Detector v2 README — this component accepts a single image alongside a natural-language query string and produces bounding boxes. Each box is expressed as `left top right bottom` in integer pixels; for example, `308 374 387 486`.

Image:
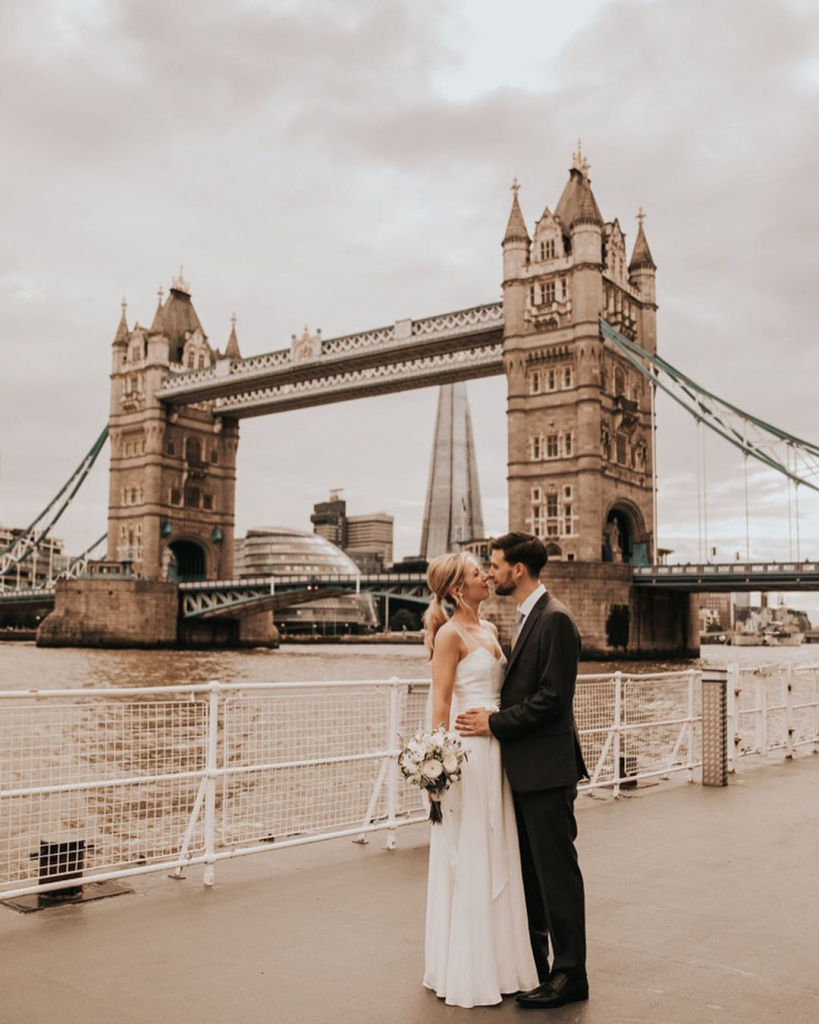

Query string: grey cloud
2 0 818 568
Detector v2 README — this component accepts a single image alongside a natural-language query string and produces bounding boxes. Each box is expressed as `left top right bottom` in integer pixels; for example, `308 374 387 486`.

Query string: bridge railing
177 572 429 591
0 666 803 902
634 561 819 578
727 664 819 766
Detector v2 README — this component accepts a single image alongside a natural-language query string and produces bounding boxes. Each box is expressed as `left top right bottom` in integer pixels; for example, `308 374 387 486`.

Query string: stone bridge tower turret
107 272 240 581
502 147 658 564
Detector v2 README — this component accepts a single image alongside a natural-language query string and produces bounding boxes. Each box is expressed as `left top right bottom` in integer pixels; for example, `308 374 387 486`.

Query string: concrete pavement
1 754 817 1024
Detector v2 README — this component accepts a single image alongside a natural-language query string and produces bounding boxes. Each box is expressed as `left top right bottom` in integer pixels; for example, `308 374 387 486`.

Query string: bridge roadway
2 755 816 1023
633 560 819 591
5 562 819 618
181 561 819 617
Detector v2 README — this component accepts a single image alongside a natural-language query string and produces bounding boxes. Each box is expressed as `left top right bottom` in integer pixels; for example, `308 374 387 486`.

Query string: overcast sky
1 0 818 607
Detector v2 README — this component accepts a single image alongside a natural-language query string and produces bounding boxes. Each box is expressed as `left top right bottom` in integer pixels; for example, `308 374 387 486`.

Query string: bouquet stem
428 797 443 825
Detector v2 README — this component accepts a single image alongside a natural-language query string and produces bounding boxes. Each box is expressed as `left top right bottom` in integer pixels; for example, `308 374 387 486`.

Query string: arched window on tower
185 437 202 464
614 367 626 397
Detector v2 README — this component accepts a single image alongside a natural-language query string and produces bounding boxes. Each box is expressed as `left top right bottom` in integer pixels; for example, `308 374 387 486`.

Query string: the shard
420 383 485 561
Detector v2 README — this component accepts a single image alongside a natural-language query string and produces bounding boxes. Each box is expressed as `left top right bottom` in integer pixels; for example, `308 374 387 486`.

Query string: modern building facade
310 493 394 572
234 527 378 634
310 490 347 547
502 146 657 564
346 513 394 572
420 382 485 561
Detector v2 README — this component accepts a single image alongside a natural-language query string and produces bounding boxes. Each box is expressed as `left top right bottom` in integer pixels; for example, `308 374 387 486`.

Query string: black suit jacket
489 592 588 792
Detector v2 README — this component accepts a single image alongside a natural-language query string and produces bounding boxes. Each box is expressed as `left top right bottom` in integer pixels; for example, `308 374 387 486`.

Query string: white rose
423 758 443 780
442 753 459 774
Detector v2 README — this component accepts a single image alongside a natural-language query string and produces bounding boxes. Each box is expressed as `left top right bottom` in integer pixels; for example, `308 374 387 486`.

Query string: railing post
686 669 696 783
613 672 622 798
701 668 728 786
203 680 221 887
726 663 741 773
785 663 794 759
385 679 400 850
758 673 768 757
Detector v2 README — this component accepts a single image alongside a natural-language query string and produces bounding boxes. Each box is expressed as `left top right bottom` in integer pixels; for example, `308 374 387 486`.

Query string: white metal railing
0 668 730 901
576 670 701 796
727 664 819 768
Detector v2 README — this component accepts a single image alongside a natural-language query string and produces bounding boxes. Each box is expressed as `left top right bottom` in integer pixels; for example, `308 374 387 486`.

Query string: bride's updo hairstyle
423 552 469 658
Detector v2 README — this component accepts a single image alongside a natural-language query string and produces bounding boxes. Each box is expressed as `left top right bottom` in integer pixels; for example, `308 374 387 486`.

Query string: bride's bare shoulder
431 620 465 658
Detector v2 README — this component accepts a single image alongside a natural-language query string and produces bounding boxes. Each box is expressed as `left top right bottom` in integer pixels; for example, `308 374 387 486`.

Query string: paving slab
1 755 817 1024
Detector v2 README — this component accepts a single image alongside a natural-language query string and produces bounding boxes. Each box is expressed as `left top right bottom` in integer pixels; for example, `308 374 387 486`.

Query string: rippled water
0 642 433 692
1 639 817 692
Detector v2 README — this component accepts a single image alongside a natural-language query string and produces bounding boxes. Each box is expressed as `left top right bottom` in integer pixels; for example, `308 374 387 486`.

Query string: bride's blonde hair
423 552 470 658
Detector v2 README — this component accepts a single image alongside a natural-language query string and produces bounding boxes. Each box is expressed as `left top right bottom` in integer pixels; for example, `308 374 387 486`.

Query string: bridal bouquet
397 723 468 824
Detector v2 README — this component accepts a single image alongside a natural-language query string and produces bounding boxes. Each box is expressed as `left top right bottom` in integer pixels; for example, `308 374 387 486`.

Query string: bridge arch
603 500 648 566
167 538 210 581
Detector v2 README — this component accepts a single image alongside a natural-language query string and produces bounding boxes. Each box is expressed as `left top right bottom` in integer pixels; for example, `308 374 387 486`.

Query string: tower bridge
6 145 817 656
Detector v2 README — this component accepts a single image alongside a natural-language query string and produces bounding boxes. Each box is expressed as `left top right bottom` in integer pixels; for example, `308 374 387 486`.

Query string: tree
389 608 421 632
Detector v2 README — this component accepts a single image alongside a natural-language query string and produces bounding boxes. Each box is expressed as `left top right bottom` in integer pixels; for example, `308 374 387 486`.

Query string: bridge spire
225 313 241 360
151 285 166 331
113 298 129 344
629 208 656 271
171 266 190 296
503 179 530 245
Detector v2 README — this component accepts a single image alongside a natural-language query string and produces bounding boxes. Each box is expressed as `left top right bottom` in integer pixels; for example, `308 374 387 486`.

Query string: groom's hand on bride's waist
455 708 493 737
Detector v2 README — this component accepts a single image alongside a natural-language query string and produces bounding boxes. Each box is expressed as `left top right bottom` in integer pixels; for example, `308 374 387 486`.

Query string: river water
1 640 818 691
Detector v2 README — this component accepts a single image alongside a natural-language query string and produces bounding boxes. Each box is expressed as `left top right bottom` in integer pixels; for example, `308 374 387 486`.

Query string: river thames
1 639 818 691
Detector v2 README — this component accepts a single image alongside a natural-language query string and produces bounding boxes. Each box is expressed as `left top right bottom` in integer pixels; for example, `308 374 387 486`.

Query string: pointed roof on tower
629 209 656 270
225 314 241 359
554 142 603 229
151 267 205 362
150 285 166 332
503 179 530 245
113 299 129 344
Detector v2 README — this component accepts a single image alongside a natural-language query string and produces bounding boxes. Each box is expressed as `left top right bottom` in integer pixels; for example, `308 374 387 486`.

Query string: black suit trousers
513 785 586 979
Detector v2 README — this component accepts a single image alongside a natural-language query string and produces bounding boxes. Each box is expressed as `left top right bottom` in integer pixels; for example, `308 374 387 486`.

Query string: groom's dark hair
489 532 547 578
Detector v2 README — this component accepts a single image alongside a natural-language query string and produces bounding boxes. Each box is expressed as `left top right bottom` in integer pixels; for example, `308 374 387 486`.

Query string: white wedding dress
423 623 538 1007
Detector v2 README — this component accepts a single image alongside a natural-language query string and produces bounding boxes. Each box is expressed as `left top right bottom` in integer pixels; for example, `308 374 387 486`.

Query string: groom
455 532 589 1009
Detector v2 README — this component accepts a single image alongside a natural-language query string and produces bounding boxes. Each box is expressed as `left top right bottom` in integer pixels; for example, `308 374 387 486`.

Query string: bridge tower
502 147 657 564
107 273 240 581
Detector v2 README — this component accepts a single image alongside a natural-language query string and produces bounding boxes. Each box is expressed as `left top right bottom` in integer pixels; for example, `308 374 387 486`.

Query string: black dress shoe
515 970 589 1009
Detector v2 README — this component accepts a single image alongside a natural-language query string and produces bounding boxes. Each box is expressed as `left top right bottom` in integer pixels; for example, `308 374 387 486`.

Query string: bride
422 551 538 1008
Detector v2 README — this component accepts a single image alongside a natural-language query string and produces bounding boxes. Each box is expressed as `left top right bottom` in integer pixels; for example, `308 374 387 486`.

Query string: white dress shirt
516 583 547 631
515 581 548 643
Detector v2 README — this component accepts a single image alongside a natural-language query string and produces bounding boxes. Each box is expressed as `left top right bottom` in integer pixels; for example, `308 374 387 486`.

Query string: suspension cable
0 425 109 579
743 452 750 562
696 419 703 562
701 420 709 561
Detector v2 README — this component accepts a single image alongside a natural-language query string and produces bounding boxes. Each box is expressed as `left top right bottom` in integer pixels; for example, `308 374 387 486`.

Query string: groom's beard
492 579 515 596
